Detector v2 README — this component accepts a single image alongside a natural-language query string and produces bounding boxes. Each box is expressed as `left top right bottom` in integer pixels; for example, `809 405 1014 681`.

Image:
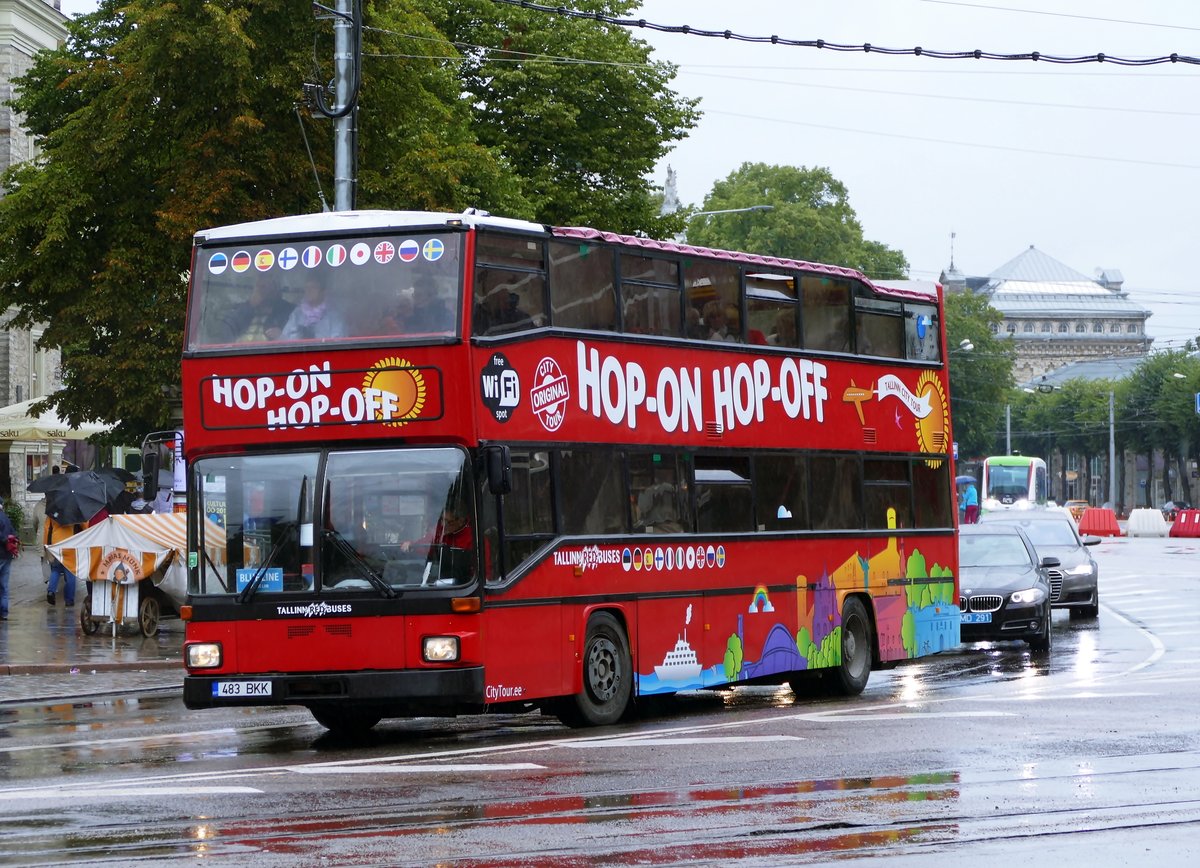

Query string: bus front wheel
556 612 631 728
309 705 383 736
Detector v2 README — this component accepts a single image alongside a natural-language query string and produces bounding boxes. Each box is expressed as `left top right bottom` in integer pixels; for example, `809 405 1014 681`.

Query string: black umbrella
96 466 137 484
28 470 122 525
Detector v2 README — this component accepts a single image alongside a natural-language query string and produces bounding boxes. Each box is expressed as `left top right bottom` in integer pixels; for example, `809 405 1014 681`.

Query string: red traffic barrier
1078 506 1122 537
1169 509 1200 538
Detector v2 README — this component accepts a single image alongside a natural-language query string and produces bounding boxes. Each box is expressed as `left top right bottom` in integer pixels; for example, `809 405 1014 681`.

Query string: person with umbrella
30 467 124 607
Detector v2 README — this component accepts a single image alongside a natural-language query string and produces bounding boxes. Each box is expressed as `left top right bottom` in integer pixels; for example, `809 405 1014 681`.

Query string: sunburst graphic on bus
913 371 949 467
362 357 426 427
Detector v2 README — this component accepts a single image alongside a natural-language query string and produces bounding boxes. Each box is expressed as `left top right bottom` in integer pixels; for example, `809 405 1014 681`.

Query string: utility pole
1109 390 1116 509
332 0 356 211
306 2 361 212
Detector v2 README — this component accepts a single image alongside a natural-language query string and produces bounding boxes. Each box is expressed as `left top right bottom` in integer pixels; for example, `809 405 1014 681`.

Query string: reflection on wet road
1 538 1198 864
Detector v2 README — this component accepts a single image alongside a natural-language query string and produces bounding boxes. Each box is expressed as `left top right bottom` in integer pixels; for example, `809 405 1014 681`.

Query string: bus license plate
212 680 273 698
961 612 992 624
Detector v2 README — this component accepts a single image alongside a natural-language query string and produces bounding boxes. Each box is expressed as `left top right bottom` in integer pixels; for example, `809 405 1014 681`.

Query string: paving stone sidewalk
1 542 184 704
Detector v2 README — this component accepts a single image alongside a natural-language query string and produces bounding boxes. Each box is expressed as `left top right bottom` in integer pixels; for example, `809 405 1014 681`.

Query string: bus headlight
1010 588 1046 605
423 636 460 663
186 643 222 669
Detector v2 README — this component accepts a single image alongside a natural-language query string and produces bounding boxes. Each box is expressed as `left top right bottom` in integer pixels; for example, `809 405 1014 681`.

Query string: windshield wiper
236 520 296 603
238 475 307 604
322 529 397 598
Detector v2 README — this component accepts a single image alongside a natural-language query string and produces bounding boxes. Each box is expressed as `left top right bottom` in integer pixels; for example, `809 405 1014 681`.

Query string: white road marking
565 735 803 747
289 763 545 774
0 786 262 800
0 725 281 755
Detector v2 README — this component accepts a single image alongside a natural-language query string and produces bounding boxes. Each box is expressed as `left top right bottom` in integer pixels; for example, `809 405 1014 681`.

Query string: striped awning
47 513 226 584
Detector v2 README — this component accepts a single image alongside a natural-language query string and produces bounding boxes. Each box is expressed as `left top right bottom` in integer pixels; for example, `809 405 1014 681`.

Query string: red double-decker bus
179 210 960 733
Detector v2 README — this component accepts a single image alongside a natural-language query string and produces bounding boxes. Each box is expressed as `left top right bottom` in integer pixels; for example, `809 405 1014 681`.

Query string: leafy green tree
435 0 698 236
944 291 1015 459
682 163 908 276
0 0 696 438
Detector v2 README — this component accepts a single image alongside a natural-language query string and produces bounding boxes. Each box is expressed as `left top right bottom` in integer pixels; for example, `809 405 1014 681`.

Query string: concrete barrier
1125 507 1169 538
1078 506 1122 537
1169 509 1200 538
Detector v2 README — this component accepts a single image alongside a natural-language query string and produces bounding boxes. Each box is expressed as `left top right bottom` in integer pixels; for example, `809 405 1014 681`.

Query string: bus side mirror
485 446 511 495
142 449 160 502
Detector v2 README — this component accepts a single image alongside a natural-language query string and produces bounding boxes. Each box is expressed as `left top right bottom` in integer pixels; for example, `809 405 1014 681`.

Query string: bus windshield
188 232 463 349
193 447 477 596
985 465 1029 500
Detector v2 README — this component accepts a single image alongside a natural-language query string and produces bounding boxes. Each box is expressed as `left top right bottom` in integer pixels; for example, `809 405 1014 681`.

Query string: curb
1 659 183 676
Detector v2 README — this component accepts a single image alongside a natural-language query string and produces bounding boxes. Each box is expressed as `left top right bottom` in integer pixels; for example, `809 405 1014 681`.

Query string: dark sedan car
978 509 1100 618
958 524 1058 652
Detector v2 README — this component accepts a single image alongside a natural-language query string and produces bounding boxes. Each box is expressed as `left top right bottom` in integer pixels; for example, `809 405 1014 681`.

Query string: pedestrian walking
963 480 980 525
44 514 82 607
0 497 17 621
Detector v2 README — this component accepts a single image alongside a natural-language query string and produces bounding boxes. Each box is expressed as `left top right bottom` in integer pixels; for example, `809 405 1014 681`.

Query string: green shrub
3 498 23 532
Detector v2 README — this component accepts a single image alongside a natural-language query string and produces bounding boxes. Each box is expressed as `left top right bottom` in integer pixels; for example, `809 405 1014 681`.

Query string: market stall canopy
0 397 112 441
45 513 226 608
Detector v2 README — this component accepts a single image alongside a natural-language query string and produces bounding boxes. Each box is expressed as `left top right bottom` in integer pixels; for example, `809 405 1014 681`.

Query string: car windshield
191 446 477 596
1005 520 1077 547
959 534 1032 568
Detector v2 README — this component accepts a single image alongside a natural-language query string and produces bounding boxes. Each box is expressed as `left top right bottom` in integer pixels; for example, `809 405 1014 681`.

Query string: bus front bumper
184 666 485 714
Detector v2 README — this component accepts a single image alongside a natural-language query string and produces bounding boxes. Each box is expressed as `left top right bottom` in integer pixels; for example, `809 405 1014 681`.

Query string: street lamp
679 205 774 243
690 205 774 218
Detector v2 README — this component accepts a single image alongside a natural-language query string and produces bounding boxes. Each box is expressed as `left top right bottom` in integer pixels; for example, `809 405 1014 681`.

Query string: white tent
46 513 226 608
0 397 111 441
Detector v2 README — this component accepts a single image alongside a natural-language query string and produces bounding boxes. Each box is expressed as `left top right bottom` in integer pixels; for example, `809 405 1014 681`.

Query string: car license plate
961 612 992 624
212 680 273 698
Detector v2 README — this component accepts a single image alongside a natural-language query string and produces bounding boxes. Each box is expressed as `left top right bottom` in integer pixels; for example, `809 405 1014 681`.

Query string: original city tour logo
530 356 569 432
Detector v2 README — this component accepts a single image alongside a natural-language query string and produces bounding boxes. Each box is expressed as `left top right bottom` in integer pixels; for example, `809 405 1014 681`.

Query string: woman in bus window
281 275 347 340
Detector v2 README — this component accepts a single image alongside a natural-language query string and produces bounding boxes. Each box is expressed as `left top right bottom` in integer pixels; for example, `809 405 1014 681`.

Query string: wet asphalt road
1 535 1198 865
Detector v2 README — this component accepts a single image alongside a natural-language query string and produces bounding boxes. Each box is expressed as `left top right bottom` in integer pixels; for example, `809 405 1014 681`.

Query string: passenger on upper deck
701 300 735 342
281 275 347 340
476 287 533 335
230 276 292 343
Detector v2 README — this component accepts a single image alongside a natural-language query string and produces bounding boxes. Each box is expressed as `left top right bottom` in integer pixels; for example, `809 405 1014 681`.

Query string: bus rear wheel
556 612 631 728
309 705 383 736
831 597 873 696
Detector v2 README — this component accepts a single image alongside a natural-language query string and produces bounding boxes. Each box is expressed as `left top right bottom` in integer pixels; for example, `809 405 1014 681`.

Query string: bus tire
557 612 631 728
831 597 873 696
309 705 383 735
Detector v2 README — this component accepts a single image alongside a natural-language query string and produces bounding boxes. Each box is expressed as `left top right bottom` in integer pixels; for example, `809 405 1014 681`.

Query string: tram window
559 449 627 534
913 460 953 528
754 454 809 530
801 275 851 352
695 456 753 533
548 241 617 331
810 455 862 530
629 453 689 534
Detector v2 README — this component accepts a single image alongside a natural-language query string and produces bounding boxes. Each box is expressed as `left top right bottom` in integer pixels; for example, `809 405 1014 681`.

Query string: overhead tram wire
486 0 1200 67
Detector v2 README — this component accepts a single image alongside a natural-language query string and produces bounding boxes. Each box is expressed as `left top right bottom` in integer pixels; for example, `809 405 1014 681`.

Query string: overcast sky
58 1 1200 349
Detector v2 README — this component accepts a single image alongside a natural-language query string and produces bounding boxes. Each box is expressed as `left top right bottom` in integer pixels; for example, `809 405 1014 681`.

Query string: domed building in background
941 244 1153 383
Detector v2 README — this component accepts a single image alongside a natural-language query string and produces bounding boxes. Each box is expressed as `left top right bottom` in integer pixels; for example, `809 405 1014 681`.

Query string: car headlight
186 642 222 669
422 636 460 663
1010 587 1047 605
